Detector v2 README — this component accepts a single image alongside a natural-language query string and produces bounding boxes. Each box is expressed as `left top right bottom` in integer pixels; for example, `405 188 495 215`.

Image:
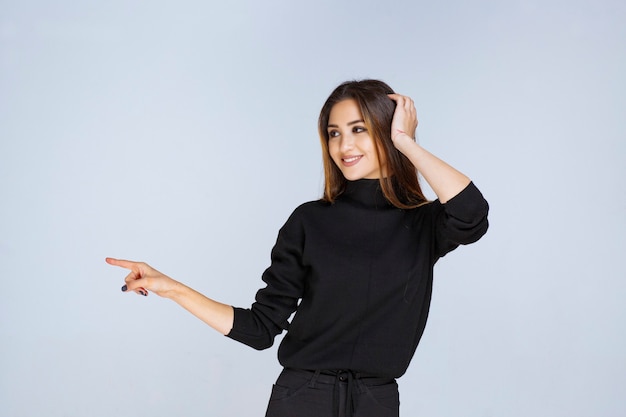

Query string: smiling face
327 99 385 181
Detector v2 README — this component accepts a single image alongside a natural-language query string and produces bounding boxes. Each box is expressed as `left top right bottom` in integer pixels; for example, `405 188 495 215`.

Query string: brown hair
318 79 428 209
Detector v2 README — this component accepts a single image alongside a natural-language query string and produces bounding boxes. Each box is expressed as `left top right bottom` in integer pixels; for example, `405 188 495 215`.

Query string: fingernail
121 285 127 292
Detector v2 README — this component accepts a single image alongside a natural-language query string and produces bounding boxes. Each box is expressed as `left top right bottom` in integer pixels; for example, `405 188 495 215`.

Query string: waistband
282 368 395 417
284 367 394 386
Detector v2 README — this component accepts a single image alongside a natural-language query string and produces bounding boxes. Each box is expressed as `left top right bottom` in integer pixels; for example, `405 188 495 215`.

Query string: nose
339 133 354 152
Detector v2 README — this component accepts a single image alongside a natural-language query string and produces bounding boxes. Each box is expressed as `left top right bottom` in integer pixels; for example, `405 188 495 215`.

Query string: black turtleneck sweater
227 180 489 378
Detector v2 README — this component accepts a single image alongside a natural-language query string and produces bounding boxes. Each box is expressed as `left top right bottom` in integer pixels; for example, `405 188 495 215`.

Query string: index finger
105 257 139 270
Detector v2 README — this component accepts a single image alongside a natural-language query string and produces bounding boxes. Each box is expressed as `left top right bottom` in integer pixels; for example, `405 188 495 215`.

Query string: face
327 99 384 181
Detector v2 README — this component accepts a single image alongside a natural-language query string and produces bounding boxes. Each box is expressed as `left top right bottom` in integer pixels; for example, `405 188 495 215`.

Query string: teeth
344 156 361 163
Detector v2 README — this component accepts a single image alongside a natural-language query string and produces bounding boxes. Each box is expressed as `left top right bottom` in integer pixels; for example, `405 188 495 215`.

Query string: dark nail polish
121 285 127 292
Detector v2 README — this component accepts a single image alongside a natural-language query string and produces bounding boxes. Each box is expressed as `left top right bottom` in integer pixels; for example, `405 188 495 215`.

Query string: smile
342 155 363 166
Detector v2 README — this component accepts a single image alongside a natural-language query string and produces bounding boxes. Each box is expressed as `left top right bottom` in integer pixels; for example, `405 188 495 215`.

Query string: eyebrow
327 119 365 129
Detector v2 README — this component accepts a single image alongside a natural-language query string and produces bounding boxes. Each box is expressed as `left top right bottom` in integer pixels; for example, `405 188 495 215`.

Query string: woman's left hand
388 94 418 148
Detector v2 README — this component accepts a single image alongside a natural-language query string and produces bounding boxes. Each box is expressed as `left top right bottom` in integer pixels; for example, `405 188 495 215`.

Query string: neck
341 179 390 208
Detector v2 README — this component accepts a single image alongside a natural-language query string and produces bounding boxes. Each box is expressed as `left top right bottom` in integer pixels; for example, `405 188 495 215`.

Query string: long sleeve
223 180 488 377
432 181 489 258
226 210 308 350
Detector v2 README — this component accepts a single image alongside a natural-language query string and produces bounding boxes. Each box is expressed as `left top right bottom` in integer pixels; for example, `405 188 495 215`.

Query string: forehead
328 99 363 125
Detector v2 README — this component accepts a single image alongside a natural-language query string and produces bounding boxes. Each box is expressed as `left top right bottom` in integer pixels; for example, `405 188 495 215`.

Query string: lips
342 155 363 167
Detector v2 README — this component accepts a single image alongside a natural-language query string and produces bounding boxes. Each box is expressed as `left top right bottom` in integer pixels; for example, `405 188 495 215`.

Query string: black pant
265 368 400 417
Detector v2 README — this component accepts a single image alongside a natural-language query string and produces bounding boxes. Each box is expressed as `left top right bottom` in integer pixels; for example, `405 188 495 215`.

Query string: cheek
364 137 381 162
369 143 387 172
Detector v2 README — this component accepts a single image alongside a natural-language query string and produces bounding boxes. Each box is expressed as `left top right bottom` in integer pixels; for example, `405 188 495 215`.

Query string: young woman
107 79 489 417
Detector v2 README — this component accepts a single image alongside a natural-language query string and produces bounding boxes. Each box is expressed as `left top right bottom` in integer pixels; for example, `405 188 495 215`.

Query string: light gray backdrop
1 0 624 416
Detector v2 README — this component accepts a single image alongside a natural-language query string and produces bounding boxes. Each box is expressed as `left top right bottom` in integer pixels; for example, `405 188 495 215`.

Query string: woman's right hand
106 257 180 298
106 257 234 335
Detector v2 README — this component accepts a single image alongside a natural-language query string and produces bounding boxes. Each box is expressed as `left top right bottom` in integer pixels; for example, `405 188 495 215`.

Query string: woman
107 79 489 417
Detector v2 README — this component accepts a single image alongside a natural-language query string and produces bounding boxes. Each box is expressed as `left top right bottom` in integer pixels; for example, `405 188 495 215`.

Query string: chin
343 173 376 181
341 172 362 181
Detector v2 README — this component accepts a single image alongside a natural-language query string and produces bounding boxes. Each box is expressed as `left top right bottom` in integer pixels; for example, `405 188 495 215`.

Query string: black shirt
227 179 489 378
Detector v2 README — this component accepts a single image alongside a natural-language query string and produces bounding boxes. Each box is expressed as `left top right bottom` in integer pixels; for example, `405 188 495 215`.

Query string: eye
328 130 340 138
353 126 367 133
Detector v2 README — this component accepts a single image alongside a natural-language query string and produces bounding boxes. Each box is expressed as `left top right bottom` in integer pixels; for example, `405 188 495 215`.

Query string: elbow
228 307 285 350
227 326 278 351
446 214 489 246
460 216 489 245
249 334 276 351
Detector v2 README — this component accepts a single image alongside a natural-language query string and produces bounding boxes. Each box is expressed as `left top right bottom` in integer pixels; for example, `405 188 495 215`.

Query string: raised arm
388 94 471 203
105 257 234 335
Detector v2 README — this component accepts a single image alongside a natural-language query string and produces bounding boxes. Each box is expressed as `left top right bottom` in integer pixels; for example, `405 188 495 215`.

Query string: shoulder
292 198 331 215
280 199 330 229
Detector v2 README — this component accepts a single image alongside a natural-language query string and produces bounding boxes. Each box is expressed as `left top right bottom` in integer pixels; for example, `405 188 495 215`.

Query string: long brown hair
318 79 428 209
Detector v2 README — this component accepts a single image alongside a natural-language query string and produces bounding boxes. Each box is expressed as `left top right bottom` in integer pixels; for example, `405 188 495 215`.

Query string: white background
1 1 624 416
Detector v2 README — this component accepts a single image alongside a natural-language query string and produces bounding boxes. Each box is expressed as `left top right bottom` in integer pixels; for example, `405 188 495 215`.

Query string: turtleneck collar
340 179 391 209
